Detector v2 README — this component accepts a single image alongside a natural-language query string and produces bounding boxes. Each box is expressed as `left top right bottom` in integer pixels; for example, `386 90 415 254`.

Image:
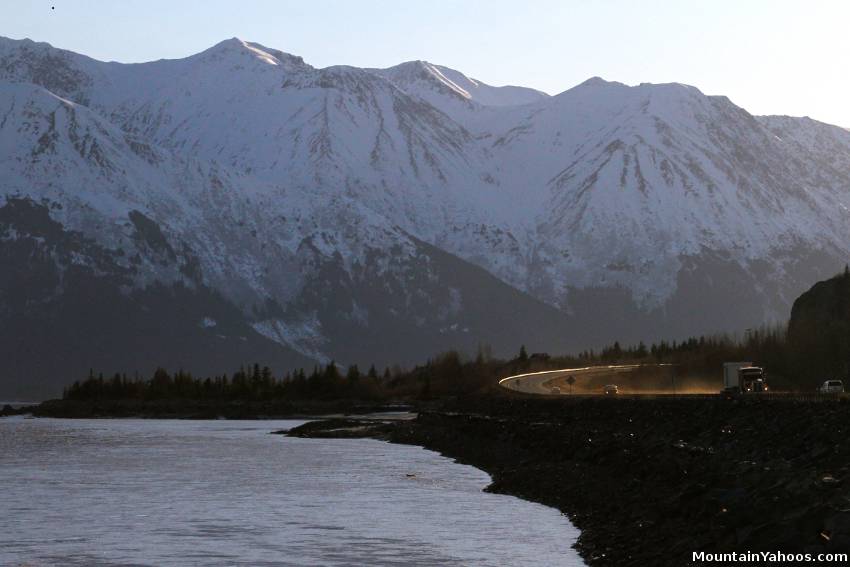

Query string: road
500 366 850 399
498 364 673 395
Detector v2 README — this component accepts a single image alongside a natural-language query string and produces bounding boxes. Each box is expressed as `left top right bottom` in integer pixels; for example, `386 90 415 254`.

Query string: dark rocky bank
289 395 850 566
0 403 31 416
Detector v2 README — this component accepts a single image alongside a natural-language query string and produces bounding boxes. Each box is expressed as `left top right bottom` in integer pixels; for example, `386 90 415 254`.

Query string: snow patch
252 317 330 364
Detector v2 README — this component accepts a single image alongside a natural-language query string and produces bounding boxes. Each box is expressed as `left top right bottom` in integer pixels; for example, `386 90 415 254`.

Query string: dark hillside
788 268 850 385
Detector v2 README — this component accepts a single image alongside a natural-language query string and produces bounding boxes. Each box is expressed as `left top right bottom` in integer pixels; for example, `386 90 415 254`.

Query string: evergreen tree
346 365 361 384
518 345 528 364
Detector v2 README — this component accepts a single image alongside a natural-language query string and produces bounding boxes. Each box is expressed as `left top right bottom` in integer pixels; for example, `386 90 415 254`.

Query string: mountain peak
559 77 706 107
576 76 619 88
377 59 471 100
197 38 308 70
0 36 57 53
375 60 547 108
212 36 247 48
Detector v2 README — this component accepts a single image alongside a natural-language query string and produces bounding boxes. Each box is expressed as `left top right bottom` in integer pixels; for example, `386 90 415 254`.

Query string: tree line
63 350 499 402
62 328 832 402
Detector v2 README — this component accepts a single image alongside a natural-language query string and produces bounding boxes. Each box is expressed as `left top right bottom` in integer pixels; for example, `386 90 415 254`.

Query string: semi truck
723 362 767 396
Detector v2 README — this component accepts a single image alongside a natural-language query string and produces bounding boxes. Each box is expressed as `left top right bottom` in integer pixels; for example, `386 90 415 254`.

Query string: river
0 417 584 566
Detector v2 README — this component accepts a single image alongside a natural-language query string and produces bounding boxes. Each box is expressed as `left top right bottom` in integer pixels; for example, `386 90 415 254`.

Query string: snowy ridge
374 60 548 108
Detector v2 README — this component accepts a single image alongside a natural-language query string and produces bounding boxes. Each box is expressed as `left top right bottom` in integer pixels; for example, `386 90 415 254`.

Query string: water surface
0 418 583 566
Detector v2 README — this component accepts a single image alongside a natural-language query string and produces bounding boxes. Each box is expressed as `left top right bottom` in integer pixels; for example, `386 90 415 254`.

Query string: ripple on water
0 418 584 566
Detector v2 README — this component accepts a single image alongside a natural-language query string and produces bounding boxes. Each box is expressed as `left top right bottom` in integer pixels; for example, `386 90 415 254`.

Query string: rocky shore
289 395 850 566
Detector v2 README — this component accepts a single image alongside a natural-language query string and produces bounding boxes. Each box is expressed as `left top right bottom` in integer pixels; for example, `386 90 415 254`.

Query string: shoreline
289 395 850 566
7 398 415 420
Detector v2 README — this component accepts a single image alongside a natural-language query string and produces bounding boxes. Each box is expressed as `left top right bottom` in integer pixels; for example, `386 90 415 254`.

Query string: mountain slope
0 74 578 397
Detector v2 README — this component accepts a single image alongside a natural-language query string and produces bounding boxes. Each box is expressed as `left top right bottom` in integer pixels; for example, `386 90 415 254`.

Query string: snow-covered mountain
493 79 850 307
2 36 849 396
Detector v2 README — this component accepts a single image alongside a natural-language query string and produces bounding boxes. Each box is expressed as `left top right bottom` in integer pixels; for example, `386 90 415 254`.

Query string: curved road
499 364 675 395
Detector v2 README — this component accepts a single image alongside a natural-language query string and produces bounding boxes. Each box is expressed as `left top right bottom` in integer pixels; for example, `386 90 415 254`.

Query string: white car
819 380 844 394
604 384 619 395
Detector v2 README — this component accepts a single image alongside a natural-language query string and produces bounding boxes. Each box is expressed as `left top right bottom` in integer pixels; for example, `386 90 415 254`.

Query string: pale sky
4 0 850 126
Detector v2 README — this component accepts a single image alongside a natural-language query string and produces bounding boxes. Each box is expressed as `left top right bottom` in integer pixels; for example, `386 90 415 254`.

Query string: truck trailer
722 362 767 395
